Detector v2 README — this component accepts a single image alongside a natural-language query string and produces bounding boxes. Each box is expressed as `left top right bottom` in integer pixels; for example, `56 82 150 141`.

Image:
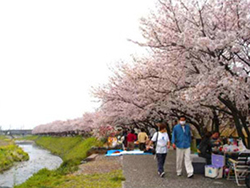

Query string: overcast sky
0 0 156 130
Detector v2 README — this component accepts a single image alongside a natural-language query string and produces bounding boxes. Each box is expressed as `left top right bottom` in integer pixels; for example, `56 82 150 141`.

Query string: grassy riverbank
15 136 124 188
0 136 29 173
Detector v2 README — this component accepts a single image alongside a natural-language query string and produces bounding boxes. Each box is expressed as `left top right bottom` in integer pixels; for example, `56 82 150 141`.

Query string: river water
0 142 63 188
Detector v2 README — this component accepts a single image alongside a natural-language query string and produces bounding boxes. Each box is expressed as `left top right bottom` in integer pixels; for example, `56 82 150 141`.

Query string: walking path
122 149 240 188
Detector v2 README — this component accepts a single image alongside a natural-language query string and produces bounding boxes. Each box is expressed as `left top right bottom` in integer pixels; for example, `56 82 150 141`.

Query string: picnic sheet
105 149 152 156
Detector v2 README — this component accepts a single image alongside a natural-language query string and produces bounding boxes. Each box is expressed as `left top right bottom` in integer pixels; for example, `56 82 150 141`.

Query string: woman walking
148 122 170 178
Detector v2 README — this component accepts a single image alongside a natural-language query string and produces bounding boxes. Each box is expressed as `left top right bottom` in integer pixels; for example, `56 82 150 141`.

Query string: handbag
152 132 159 155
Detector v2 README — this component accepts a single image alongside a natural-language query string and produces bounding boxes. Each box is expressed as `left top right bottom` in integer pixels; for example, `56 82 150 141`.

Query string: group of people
197 131 246 164
123 128 152 151
120 116 194 179
107 128 153 150
148 116 194 178
108 116 248 179
150 117 246 179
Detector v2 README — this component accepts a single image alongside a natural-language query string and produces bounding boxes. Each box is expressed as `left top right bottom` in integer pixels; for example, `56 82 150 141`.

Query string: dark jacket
198 137 212 157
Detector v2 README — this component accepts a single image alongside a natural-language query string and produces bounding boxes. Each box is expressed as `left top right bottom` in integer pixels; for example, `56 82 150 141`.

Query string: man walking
172 116 194 178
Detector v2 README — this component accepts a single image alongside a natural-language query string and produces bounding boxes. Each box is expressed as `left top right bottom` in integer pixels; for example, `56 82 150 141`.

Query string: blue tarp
106 149 123 155
105 149 152 156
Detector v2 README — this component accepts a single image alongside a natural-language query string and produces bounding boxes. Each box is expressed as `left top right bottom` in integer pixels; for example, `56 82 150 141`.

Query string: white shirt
151 132 170 154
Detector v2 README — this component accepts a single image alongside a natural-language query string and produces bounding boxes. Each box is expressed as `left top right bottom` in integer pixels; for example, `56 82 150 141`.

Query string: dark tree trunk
165 122 172 140
238 112 250 148
218 96 249 148
189 119 201 135
198 118 206 137
212 110 220 133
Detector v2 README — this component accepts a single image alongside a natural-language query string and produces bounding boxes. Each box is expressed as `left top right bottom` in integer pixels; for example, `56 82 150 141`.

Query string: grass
0 136 29 172
63 137 100 161
18 135 39 141
35 136 83 159
16 169 124 188
21 136 101 160
15 136 124 188
56 169 125 188
0 135 12 146
15 168 65 188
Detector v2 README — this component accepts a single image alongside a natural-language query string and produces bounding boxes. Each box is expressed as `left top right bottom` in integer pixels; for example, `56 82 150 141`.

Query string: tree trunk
238 112 250 148
212 110 220 133
199 118 207 137
218 96 248 148
165 122 172 140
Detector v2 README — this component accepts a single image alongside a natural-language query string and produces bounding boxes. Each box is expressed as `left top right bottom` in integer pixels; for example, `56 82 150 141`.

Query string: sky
0 0 156 130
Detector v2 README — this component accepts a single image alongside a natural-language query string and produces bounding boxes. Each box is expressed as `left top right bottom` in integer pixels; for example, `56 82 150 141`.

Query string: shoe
160 172 165 178
177 173 182 176
158 171 160 175
187 174 194 178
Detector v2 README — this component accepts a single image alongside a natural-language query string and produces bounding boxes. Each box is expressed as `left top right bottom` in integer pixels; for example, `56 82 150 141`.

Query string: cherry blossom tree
93 0 250 147
33 0 250 148
32 115 95 136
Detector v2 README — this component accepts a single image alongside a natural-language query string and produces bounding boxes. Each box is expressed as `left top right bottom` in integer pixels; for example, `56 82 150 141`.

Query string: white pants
176 147 194 175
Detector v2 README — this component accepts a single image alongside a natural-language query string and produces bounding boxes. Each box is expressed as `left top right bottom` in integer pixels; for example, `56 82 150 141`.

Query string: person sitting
211 132 220 143
138 128 148 151
210 132 222 149
232 138 238 146
198 132 213 164
107 132 118 148
121 129 128 150
126 130 137 151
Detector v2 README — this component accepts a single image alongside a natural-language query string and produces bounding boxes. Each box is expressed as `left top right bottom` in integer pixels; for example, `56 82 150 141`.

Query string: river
0 142 63 188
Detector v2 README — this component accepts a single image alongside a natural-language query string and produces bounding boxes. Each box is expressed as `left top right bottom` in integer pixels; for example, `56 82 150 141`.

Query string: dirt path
74 155 122 175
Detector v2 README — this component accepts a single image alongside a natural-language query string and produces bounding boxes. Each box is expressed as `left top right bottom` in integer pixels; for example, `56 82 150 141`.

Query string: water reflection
0 143 63 188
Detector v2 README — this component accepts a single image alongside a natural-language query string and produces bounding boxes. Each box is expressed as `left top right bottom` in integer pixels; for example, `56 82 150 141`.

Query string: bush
0 144 29 172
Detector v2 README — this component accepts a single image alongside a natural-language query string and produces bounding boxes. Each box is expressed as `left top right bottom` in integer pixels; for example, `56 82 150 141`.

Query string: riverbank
0 142 62 187
15 136 124 188
0 136 29 173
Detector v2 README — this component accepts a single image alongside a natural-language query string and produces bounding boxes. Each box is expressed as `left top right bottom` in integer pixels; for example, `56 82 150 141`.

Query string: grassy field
16 168 124 188
15 136 124 188
0 136 29 172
